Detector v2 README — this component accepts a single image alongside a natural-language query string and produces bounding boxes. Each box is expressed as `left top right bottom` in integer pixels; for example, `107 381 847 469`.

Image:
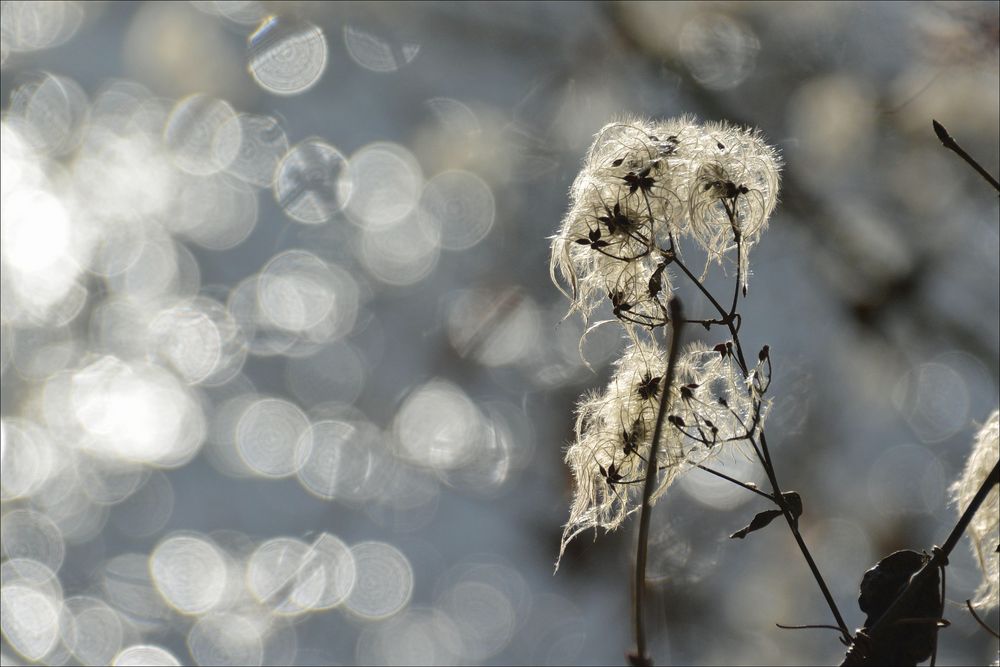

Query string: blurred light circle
1 558 61 596
215 113 289 188
149 304 223 385
286 341 366 407
151 297 247 387
394 380 481 470
868 443 946 516
343 25 420 73
1 419 56 500
678 14 760 90
8 72 88 155
360 213 441 286
150 534 227 615
76 459 146 505
679 454 759 510
296 420 378 502
0 0 84 53
102 553 172 631
0 584 61 661
87 297 150 361
261 616 299 666
248 17 327 96
419 170 495 251
187 613 263 667
47 490 110 546
109 235 194 301
71 357 205 468
305 533 356 610
227 276 303 357
114 645 181 666
85 216 147 279
246 536 352 615
10 321 79 381
274 139 352 223
164 94 239 175
205 393 260 478
235 397 310 478
258 250 338 333
246 538 318 614
892 361 970 443
192 1 265 26
425 97 481 138
344 142 423 229
446 288 540 367
174 174 259 251
59 596 123 666
435 560 532 622
432 414 513 495
1 509 66 574
364 464 440 533
439 580 515 660
2 188 71 273
228 276 294 358
1 321 13 375
345 541 413 620
110 470 175 539
356 608 462 666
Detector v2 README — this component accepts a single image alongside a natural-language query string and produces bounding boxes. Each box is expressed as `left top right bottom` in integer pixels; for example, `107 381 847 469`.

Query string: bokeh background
1 2 998 665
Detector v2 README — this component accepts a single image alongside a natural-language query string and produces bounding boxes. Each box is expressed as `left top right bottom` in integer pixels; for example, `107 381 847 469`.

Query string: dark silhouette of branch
933 120 1000 192
629 298 684 667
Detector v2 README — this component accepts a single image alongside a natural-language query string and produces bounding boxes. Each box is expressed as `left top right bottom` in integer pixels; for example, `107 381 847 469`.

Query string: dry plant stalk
551 116 1000 665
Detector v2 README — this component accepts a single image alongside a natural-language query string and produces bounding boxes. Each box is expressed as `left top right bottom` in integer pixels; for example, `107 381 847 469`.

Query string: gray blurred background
1 2 997 665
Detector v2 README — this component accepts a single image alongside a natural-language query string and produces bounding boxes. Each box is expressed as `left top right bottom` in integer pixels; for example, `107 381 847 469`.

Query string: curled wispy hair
555 117 783 569
558 339 678 566
687 122 782 288
556 338 770 567
670 341 771 454
951 410 999 610
550 116 702 322
550 117 780 326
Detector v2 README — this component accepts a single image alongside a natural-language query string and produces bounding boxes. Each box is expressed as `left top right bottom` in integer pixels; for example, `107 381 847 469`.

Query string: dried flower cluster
552 117 781 564
550 116 780 325
951 409 999 610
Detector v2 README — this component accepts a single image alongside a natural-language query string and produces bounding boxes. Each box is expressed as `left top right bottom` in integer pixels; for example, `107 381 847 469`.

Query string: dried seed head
951 410 999 610
550 117 780 324
558 340 679 567
688 122 781 290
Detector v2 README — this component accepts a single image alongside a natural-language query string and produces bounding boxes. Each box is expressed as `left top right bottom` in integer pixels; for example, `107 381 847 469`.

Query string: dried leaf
730 509 783 539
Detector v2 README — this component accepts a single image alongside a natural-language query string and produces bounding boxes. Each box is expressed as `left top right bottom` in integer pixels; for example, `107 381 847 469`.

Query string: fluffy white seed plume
553 117 781 569
549 116 701 322
550 117 781 324
687 122 781 288
951 409 999 610
556 339 767 568
558 339 678 566
671 341 771 453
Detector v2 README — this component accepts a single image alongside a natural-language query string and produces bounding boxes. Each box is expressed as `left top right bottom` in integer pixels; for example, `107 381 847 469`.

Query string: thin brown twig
630 298 684 667
776 622 847 632
933 119 1000 192
694 464 775 502
966 599 1000 640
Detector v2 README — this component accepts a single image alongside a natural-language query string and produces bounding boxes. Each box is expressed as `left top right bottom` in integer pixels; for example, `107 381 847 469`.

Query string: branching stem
671 220 853 644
